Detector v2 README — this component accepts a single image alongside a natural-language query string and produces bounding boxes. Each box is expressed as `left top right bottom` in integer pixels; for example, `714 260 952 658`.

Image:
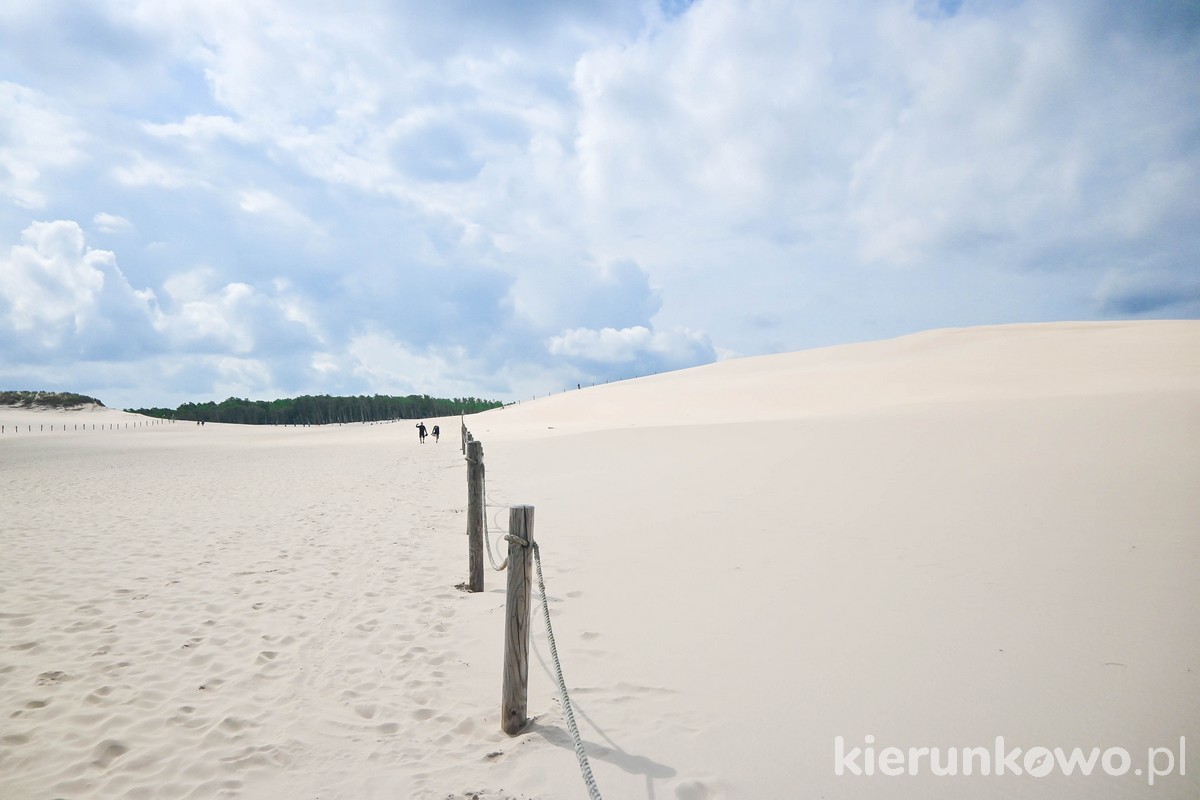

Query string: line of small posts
462 422 535 736
1 419 172 434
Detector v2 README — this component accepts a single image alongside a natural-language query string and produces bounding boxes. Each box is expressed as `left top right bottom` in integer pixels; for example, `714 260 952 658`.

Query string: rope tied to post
530 540 603 800
464 444 510 572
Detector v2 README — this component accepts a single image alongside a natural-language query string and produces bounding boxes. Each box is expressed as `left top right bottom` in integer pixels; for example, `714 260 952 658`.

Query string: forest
127 394 503 425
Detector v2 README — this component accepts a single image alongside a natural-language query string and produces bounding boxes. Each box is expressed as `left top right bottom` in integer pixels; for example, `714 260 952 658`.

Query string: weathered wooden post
501 505 534 735
466 439 485 592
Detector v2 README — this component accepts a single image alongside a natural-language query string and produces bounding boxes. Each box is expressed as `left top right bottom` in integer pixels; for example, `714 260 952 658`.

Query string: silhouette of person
432 424 440 443
416 422 427 443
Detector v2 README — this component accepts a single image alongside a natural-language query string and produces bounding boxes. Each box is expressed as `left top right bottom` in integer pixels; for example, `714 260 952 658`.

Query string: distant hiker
432 425 440 443
416 422 427 443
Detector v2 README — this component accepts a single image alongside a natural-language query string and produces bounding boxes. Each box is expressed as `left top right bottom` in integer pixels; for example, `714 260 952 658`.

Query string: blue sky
1 0 1197 409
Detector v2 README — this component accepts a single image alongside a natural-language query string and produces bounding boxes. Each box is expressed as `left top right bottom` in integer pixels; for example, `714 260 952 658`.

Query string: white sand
1 320 1197 799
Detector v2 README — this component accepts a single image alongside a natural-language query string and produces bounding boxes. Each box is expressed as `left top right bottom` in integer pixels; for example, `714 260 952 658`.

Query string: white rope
464 437 600 797
531 541 603 800
481 468 509 572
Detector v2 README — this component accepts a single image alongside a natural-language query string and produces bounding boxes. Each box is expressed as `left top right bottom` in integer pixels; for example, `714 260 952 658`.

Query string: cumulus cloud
158 267 322 356
1 221 109 336
0 221 325 384
0 221 158 355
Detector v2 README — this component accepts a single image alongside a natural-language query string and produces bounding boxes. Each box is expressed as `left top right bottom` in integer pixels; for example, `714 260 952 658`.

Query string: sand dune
1 321 1197 799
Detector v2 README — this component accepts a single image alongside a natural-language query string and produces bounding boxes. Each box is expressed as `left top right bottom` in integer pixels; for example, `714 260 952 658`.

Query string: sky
1 0 1198 409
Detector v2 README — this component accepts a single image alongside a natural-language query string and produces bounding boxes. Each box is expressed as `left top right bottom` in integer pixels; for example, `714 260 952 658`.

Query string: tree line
127 394 503 425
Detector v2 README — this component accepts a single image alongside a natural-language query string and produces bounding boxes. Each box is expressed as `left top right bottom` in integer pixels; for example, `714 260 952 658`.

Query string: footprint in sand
219 716 254 733
91 739 129 768
84 686 114 704
36 671 70 684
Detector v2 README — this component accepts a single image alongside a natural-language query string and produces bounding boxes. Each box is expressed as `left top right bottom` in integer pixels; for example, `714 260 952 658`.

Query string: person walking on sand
416 422 427 443
432 424 440 443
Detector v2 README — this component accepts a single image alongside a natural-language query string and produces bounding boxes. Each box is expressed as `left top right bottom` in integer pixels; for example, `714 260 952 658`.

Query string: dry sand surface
1 320 1197 799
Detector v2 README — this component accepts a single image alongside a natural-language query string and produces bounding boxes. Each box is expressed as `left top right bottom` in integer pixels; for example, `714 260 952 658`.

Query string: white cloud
1 221 109 338
93 213 134 234
207 355 276 398
158 268 321 356
161 272 258 352
0 220 160 356
569 0 1200 285
111 154 204 189
508 257 661 332
237 189 313 229
0 218 323 372
548 324 714 369
0 82 86 209
143 113 255 143
346 330 481 397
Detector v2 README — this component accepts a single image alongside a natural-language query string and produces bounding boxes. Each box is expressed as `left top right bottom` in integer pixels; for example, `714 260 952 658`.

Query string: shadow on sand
528 638 677 799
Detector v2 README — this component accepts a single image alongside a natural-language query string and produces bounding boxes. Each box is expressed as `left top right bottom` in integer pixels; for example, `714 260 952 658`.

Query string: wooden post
466 439 485 593
501 505 534 735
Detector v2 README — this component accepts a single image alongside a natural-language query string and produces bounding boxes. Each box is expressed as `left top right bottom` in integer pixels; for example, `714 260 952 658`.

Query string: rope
464 436 600 797
466 452 510 571
531 540 603 800
482 470 509 572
